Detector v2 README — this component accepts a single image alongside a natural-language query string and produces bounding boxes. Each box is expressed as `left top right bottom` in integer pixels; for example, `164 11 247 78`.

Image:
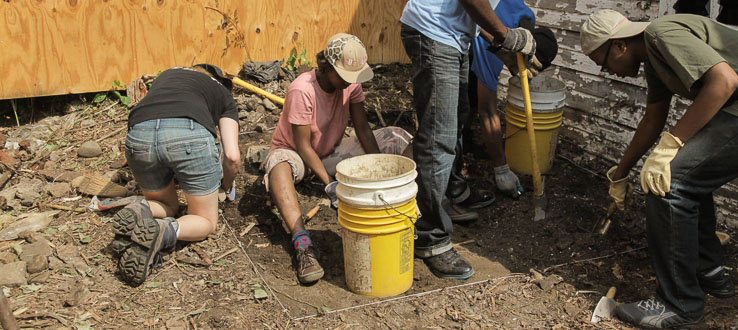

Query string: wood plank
0 0 409 99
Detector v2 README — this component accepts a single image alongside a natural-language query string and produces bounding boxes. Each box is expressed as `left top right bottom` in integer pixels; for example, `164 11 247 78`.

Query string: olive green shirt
644 14 738 116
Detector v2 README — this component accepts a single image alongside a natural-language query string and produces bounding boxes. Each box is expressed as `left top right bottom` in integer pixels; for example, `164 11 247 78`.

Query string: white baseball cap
324 33 374 84
580 10 650 55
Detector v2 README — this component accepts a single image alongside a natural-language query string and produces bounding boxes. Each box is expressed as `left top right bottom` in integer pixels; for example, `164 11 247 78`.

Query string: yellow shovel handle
232 77 285 105
516 53 543 196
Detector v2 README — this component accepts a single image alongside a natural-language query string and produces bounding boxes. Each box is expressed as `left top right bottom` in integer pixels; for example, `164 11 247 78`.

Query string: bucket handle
378 195 418 239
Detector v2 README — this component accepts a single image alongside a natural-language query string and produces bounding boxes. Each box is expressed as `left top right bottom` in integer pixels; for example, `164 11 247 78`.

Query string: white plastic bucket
507 75 567 112
335 154 417 208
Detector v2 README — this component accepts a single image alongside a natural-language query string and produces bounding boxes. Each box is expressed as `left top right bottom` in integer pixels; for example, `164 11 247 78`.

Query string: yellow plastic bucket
335 154 418 297
504 75 566 175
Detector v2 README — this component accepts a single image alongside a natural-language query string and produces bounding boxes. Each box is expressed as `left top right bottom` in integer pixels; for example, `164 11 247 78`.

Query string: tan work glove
493 50 542 79
641 132 684 197
607 165 632 210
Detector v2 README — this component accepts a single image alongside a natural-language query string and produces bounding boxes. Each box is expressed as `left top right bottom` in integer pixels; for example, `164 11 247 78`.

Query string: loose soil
0 64 736 329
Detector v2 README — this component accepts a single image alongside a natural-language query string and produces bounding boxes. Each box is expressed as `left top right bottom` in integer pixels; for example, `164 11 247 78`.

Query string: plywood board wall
0 0 409 99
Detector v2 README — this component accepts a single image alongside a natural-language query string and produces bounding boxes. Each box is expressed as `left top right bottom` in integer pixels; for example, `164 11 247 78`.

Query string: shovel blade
590 297 616 323
532 194 547 221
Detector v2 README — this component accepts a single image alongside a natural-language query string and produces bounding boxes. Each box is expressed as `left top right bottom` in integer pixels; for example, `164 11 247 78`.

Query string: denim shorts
125 119 222 196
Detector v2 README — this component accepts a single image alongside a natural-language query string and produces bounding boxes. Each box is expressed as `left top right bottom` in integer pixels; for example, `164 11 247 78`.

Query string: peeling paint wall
501 0 738 228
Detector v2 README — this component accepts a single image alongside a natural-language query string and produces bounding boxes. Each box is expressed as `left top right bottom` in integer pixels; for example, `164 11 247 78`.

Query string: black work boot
617 296 704 328
673 0 709 16
442 199 479 223
699 266 735 298
447 182 495 209
423 248 474 279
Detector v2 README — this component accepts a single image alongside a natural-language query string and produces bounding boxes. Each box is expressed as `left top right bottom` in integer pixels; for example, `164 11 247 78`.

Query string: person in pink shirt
262 33 413 284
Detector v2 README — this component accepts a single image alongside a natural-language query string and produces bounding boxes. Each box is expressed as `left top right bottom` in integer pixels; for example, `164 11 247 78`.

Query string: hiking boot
296 246 324 284
110 199 152 256
616 297 704 329
109 235 133 255
699 266 735 298
423 248 474 279
443 199 479 223
111 198 153 237
119 217 178 285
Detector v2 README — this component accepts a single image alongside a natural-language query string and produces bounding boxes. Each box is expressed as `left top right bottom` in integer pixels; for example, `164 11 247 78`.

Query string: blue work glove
494 164 523 198
218 180 236 202
324 181 339 209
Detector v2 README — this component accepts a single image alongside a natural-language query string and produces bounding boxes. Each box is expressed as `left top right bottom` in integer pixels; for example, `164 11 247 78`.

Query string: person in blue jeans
400 0 541 279
468 0 557 199
581 10 737 328
111 64 241 286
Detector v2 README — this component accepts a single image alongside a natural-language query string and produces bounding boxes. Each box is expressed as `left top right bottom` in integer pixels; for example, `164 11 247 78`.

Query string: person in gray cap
580 9 738 328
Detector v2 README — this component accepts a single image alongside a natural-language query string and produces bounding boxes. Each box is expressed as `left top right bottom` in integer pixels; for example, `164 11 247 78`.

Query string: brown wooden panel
0 0 409 99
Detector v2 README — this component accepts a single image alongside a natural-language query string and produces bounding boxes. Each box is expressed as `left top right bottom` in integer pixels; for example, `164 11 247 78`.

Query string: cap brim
335 64 374 84
612 21 650 39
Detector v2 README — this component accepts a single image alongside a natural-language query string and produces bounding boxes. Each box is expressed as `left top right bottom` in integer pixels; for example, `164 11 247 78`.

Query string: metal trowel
594 202 618 235
591 286 617 323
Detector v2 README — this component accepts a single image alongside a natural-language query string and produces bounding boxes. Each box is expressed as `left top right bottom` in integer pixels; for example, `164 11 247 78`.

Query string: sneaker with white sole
616 297 704 329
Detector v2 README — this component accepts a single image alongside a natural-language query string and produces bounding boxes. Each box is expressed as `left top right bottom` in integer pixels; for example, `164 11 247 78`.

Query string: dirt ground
0 63 736 329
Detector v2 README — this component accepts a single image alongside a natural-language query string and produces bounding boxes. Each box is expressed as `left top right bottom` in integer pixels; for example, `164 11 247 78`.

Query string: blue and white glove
494 164 523 198
324 181 339 209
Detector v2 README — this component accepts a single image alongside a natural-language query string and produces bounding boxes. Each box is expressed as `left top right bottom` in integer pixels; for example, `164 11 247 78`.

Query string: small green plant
91 80 131 107
286 42 311 71
111 80 131 106
10 99 20 127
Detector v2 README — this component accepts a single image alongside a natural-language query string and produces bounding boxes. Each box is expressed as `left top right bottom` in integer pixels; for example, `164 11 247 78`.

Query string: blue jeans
125 119 223 196
401 24 470 257
646 111 738 317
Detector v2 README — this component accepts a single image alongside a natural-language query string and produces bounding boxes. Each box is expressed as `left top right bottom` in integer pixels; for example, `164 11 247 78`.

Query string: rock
70 175 85 189
263 98 277 112
48 256 64 270
246 145 270 164
15 186 40 202
254 104 266 114
109 156 126 169
537 274 563 291
0 261 27 286
44 160 56 170
47 182 71 197
40 169 82 182
255 123 268 133
64 283 91 307
56 245 88 275
0 211 58 241
0 214 13 229
238 110 249 119
104 170 120 182
244 96 261 111
49 150 65 162
28 270 50 284
20 238 53 261
78 140 102 158
0 150 20 166
564 301 581 317
26 255 48 273
80 118 96 128
0 251 16 264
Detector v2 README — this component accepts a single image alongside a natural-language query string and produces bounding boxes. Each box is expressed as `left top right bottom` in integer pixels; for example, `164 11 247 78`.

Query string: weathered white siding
499 0 738 227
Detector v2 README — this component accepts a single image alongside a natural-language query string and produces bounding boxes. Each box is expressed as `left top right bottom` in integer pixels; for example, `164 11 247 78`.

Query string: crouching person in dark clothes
580 10 738 328
112 64 241 285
